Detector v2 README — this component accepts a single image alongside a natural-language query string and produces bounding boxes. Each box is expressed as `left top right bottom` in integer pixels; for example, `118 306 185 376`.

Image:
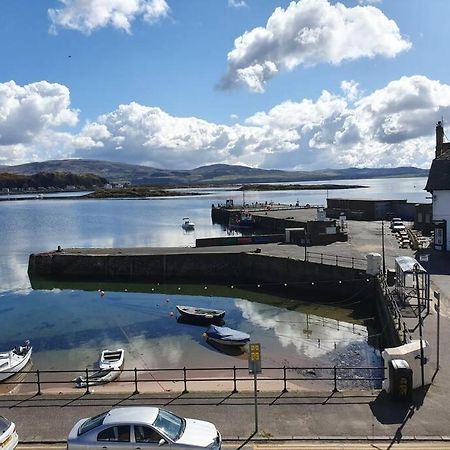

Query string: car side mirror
158 438 167 446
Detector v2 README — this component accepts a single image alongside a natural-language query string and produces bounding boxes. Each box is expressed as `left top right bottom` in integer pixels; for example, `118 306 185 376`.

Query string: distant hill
0 159 429 186
0 172 107 189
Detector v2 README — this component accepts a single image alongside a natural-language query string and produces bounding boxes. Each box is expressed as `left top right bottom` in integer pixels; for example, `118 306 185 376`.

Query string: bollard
85 368 90 395
134 368 139 395
282 365 288 393
182 367 189 394
335 255 338 266
351 257 354 269
232 366 238 393
318 339 321 348
320 253 323 264
36 369 41 396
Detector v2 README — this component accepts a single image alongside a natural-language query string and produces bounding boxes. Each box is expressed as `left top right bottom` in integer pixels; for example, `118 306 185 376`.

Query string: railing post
333 366 338 393
232 366 238 393
351 257 354 269
282 365 288 393
36 369 41 395
134 368 139 395
182 366 189 394
85 368 90 395
320 253 323 264
335 255 338 266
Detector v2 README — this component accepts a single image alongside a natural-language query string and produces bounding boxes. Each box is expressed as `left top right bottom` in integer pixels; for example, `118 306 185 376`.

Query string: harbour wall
28 249 400 347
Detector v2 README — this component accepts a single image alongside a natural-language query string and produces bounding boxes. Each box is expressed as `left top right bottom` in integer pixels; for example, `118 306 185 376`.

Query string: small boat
181 217 195 230
74 368 121 388
0 340 32 382
177 305 225 322
204 325 250 347
99 349 125 370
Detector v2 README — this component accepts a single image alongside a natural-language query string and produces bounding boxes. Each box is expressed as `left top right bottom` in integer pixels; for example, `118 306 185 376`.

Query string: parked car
67 406 221 449
0 416 18 450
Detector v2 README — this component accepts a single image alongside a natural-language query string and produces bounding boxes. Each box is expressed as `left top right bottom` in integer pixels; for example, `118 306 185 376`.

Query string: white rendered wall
433 190 450 250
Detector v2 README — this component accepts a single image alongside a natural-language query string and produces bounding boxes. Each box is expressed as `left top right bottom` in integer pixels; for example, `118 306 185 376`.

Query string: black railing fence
0 365 385 396
305 251 367 270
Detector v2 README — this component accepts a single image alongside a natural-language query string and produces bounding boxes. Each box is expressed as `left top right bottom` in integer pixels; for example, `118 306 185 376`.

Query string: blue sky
1 0 450 170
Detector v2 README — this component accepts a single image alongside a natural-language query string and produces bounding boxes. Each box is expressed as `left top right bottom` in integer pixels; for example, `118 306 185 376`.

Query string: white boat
73 348 125 388
74 368 122 388
181 217 195 230
99 349 125 370
0 341 32 382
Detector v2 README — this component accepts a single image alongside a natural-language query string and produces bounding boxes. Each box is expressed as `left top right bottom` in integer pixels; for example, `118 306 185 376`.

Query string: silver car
67 406 221 449
0 416 18 450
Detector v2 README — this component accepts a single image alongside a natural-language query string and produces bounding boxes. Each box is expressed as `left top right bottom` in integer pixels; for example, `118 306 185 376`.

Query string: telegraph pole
414 263 425 388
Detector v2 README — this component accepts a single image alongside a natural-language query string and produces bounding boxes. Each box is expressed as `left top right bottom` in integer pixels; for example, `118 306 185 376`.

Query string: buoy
166 298 170 303
170 311 174 317
124 288 128 292
100 290 105 297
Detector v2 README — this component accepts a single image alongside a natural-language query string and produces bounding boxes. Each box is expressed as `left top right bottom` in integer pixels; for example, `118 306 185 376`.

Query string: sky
1 0 450 170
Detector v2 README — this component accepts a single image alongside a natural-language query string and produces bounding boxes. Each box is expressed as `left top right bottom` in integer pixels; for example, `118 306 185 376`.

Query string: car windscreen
78 412 108 435
0 416 11 434
152 409 184 441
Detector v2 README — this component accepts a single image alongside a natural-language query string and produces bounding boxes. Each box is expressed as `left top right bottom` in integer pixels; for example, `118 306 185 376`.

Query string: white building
425 121 450 251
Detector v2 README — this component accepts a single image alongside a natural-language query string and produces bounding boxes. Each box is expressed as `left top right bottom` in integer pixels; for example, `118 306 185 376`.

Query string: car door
133 425 172 448
96 425 132 450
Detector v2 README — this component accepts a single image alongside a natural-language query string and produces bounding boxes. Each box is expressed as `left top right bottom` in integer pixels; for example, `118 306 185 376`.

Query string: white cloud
0 81 79 164
228 0 247 8
48 0 170 34
2 76 449 170
219 0 411 92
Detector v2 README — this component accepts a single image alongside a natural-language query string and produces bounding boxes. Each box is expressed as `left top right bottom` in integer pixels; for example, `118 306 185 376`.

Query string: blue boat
204 325 250 347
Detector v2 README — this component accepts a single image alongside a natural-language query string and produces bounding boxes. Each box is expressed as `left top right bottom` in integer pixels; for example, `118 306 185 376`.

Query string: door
133 425 171 448
96 425 132 450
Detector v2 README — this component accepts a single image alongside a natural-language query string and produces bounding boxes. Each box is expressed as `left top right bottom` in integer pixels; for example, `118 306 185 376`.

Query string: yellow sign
249 343 261 362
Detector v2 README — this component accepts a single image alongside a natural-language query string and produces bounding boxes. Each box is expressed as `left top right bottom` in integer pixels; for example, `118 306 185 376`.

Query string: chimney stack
436 121 444 158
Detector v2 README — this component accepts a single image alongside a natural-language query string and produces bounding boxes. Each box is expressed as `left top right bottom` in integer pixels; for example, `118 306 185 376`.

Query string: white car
67 406 221 449
0 416 18 450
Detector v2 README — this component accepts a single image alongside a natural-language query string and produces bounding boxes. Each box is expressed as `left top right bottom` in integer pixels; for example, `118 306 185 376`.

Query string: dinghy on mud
74 349 125 388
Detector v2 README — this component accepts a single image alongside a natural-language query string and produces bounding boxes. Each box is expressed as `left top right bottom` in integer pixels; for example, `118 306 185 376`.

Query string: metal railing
0 365 385 396
305 251 367 270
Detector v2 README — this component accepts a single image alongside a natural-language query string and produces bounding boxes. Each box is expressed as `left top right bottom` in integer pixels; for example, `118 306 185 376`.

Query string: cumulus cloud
228 0 247 8
219 0 411 92
2 76 449 169
0 80 79 164
48 0 170 34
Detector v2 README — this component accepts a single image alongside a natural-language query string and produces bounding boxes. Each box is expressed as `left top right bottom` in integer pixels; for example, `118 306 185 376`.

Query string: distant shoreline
0 182 370 201
239 183 367 191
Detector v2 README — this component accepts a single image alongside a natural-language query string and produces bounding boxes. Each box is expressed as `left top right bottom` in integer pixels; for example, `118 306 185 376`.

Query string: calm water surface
0 177 427 372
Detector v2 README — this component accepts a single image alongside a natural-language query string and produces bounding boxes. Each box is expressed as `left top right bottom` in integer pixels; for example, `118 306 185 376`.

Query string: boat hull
0 347 33 382
176 305 225 322
205 336 249 347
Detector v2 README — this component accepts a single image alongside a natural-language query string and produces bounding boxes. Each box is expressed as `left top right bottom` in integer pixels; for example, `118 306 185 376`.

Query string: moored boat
181 217 195 230
176 305 225 322
99 349 125 370
204 325 250 347
0 340 32 382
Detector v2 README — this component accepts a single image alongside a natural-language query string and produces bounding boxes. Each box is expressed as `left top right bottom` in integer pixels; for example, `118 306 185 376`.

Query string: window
98 426 130 442
134 425 163 443
152 409 184 441
79 412 108 435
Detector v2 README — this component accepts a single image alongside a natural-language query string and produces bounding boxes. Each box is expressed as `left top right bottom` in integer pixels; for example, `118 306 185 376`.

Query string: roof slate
425 154 450 191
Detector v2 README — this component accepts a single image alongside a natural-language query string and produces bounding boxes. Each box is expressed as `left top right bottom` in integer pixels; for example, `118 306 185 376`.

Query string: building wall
433 190 450 250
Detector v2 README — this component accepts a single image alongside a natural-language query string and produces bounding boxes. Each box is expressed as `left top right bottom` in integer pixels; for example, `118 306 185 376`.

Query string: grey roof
395 256 426 273
425 155 450 191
